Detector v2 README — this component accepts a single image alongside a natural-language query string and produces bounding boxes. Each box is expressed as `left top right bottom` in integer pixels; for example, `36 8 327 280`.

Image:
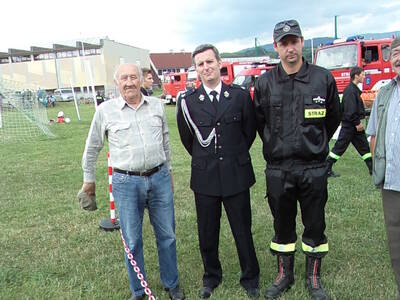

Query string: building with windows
150 52 192 82
0 38 150 98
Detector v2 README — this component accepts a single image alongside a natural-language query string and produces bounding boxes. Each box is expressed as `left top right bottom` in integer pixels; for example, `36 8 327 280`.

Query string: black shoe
129 295 145 300
200 286 215 299
168 285 185 300
246 287 260 298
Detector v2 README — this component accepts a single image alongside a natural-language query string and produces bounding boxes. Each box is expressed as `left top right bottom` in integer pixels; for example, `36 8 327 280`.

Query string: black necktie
210 90 218 112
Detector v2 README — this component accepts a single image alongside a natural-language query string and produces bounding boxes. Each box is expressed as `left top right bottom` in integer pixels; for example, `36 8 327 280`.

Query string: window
362 46 379 63
382 45 390 62
315 44 357 69
220 67 228 76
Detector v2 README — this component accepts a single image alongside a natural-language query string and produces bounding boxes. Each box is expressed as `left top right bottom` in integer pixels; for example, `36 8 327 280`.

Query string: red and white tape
107 151 117 224
108 151 155 299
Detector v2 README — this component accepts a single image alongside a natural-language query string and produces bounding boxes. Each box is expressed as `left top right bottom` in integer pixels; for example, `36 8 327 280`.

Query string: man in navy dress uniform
176 44 260 299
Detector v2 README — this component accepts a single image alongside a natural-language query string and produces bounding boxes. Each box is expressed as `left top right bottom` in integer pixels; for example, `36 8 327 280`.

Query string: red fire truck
314 36 395 108
186 60 272 87
162 72 188 104
163 59 274 104
232 63 278 99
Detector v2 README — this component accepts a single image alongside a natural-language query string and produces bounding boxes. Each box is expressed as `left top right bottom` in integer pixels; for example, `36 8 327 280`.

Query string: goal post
0 78 55 143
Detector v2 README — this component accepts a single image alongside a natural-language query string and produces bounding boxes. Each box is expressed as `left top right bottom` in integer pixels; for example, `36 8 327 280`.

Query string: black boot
305 256 327 300
265 254 294 299
327 159 340 178
365 158 373 175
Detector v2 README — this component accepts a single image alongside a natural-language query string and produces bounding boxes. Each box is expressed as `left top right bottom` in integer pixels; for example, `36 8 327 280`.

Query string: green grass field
0 101 396 300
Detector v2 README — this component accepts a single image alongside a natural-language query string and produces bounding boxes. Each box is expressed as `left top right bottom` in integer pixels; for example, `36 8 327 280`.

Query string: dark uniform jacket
254 59 341 167
177 83 256 197
140 86 149 96
342 82 365 126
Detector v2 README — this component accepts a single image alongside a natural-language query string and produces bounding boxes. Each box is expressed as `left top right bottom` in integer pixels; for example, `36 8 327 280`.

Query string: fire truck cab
314 36 395 109
232 63 278 99
162 72 188 104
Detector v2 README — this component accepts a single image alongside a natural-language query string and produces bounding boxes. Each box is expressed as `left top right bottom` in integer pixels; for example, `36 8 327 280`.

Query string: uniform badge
199 94 205 101
283 25 290 32
312 96 326 104
224 91 230 98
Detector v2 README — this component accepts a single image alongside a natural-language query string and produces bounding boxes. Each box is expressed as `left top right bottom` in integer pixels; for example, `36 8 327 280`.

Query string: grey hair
390 37 400 54
113 63 143 82
192 44 221 65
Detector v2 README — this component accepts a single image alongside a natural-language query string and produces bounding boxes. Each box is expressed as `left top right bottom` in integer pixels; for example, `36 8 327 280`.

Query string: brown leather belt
113 164 163 177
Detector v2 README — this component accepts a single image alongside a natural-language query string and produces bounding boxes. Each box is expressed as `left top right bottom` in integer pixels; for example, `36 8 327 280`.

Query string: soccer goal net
0 79 55 143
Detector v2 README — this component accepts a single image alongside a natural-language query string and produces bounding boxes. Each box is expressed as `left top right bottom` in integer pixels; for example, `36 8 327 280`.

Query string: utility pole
334 15 339 39
255 37 259 56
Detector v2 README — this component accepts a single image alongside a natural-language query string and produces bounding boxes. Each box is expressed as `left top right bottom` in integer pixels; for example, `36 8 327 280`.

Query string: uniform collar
203 81 222 97
277 57 310 83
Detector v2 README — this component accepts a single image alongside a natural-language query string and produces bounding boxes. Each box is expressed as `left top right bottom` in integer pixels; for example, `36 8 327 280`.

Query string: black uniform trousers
266 165 328 257
194 189 259 289
331 123 371 159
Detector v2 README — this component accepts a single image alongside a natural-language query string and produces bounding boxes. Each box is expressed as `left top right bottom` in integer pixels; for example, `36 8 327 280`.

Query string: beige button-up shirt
82 95 171 182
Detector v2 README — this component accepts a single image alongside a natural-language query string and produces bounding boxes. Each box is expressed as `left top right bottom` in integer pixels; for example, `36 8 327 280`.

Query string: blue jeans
112 164 179 296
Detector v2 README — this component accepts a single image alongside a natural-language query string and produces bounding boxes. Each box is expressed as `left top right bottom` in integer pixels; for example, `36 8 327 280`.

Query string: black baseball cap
273 19 302 43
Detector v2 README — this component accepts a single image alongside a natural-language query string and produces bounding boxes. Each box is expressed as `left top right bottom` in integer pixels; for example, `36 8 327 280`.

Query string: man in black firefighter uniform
176 44 260 299
327 67 372 177
254 20 341 300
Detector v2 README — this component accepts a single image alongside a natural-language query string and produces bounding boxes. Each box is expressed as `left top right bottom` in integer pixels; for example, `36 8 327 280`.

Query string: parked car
53 88 74 102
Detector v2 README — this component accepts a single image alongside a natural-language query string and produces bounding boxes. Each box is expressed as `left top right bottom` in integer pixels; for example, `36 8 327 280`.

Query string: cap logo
283 25 290 32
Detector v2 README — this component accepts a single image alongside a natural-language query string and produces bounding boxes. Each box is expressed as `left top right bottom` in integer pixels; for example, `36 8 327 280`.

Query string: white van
53 88 74 102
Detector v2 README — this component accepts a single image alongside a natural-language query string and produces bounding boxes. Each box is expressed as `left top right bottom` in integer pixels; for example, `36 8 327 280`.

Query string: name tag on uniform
304 108 326 118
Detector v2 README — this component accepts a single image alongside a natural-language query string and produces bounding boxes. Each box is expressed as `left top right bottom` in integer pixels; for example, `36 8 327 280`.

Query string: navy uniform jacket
176 83 257 197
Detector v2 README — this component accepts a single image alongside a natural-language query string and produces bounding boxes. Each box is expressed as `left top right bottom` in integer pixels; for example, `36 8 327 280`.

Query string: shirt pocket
224 113 241 124
197 118 213 127
149 115 163 142
108 122 131 147
302 95 326 125
150 115 163 127
266 95 282 134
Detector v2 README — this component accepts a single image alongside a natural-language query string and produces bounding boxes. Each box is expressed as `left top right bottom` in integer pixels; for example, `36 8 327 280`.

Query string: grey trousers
382 188 400 298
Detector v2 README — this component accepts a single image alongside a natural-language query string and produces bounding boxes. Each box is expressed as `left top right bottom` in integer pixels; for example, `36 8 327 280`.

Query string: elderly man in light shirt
80 63 184 300
366 37 400 300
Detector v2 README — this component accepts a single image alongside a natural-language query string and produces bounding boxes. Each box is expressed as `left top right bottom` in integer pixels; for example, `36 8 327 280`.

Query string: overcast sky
1 0 400 54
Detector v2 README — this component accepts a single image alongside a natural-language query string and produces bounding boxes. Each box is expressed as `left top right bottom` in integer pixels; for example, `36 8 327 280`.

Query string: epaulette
230 83 243 90
180 88 197 99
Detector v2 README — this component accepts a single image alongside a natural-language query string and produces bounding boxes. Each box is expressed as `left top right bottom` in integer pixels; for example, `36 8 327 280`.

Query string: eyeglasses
274 20 298 31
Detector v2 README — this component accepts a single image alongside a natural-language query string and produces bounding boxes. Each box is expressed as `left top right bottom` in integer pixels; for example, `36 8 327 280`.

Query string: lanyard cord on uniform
180 98 217 148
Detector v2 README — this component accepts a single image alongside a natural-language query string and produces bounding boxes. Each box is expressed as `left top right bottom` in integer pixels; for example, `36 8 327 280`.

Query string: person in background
95 91 104 106
79 63 184 300
366 37 400 300
141 67 154 96
176 44 260 299
254 19 341 300
327 66 372 177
